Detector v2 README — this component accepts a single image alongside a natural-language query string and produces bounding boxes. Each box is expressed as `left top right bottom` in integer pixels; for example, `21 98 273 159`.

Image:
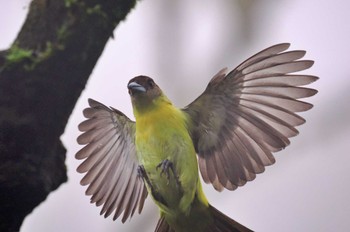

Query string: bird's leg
137 165 168 207
156 159 183 196
137 165 152 186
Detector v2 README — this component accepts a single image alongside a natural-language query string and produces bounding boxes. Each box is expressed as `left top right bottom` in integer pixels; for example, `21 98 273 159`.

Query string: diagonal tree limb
0 0 137 231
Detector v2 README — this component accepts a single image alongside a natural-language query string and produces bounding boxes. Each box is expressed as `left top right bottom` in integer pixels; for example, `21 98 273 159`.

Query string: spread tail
154 204 252 232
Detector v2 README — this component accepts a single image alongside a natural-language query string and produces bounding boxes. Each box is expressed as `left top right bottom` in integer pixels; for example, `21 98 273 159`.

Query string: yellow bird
76 43 318 231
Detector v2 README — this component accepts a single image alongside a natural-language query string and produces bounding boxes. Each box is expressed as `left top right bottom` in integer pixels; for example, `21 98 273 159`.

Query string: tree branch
0 0 137 231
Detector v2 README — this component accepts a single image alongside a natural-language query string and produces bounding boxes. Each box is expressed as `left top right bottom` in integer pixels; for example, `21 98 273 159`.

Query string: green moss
6 44 33 64
86 4 107 18
4 42 56 71
24 42 55 71
38 42 54 60
64 0 78 8
57 23 69 47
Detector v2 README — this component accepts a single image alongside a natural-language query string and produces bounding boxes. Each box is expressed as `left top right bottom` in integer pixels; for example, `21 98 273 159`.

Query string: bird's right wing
76 99 148 223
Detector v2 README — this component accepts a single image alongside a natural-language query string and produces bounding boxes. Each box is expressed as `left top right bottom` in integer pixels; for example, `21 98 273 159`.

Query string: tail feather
154 205 252 232
155 216 175 232
208 204 253 232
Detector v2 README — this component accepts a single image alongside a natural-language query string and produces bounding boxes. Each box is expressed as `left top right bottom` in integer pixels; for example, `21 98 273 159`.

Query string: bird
75 43 318 232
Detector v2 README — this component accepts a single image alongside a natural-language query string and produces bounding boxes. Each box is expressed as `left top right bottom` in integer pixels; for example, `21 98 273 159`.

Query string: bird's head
127 75 161 97
128 76 169 114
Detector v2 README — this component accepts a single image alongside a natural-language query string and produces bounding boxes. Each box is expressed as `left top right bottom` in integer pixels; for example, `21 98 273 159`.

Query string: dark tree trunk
0 0 137 231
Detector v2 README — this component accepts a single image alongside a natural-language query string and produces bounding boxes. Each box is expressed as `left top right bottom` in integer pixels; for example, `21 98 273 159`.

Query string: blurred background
1 0 349 231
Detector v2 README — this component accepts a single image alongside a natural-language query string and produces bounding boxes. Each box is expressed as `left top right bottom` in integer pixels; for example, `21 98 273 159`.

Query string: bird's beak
128 82 146 93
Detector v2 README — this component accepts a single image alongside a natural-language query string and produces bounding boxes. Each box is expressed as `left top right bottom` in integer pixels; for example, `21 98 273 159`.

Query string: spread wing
76 99 148 222
183 43 318 191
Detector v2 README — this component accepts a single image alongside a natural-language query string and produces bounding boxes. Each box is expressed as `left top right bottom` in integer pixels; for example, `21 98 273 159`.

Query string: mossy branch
0 0 137 231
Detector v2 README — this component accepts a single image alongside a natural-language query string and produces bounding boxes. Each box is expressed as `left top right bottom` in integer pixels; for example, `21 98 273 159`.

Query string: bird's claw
156 159 183 196
137 165 146 178
156 159 174 181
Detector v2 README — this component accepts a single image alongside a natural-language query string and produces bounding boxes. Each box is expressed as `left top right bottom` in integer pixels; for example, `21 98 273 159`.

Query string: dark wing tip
301 60 315 69
88 98 98 106
76 134 85 145
305 75 319 85
308 88 318 97
268 43 290 50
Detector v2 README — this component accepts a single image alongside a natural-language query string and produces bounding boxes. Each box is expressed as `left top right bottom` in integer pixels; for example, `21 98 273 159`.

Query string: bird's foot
137 165 146 178
156 159 183 196
137 165 152 186
156 159 175 180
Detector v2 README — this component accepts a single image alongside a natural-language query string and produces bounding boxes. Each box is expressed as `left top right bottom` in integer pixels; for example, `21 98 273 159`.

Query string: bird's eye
148 79 154 88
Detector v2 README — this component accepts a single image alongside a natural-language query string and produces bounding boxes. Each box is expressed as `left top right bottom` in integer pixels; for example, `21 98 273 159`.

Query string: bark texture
0 0 137 231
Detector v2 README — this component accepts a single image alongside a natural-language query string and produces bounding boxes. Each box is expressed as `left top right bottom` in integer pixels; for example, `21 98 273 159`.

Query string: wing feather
76 99 148 222
183 43 318 191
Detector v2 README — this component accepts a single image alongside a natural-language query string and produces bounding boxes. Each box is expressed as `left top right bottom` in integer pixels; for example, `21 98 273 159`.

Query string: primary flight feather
76 43 318 231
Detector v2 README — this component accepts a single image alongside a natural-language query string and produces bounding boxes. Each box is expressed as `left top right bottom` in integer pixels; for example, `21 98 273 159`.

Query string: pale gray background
1 0 349 231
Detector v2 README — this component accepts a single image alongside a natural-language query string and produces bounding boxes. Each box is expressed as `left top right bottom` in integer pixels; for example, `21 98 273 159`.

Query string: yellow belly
135 105 199 213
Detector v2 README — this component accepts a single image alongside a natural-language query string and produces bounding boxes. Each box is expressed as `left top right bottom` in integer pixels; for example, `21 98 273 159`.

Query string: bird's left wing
76 99 148 222
183 43 318 191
